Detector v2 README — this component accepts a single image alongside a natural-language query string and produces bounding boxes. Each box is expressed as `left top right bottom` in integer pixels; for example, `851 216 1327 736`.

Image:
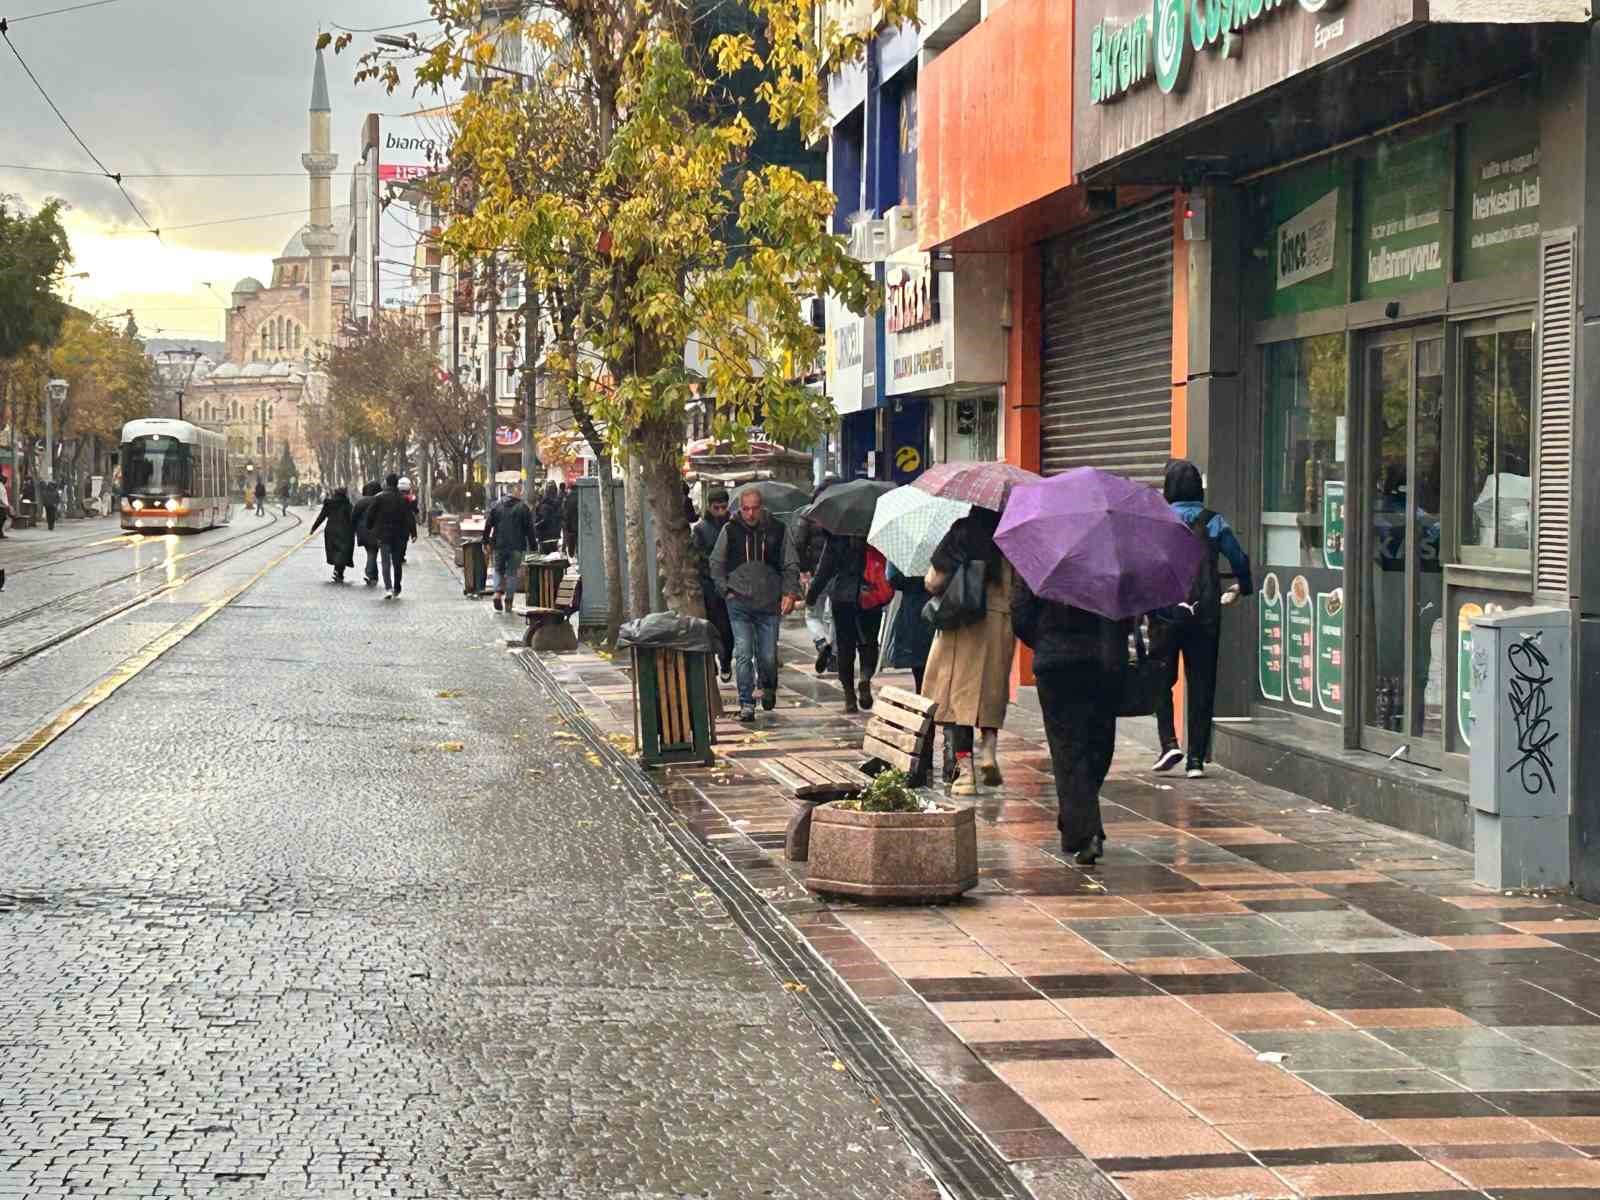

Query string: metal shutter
1039 196 1174 483
1535 228 1576 602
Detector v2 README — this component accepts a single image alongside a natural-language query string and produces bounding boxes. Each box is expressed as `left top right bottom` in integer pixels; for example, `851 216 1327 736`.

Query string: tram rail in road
0 509 305 674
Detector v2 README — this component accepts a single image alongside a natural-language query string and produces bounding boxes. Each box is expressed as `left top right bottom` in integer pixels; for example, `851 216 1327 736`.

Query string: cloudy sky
0 0 445 342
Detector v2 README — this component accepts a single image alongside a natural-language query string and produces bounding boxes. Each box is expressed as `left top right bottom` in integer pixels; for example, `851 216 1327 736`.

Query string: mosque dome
232 277 264 298
241 361 270 378
278 210 353 259
269 361 294 377
212 362 240 380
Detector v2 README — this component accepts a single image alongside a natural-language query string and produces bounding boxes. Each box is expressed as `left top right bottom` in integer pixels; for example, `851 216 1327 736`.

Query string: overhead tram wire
7 0 129 22
0 17 155 235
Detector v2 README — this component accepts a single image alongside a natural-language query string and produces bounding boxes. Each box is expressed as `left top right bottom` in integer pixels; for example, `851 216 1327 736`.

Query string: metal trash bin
461 538 488 597
521 554 568 609
1469 605 1571 890
619 613 717 768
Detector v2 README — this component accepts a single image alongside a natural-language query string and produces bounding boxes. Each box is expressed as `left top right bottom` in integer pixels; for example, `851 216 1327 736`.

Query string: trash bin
461 538 488 597
619 613 717 768
1469 605 1570 890
521 554 568 609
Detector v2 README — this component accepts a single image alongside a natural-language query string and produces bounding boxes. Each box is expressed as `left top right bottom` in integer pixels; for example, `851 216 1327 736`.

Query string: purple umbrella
995 468 1205 620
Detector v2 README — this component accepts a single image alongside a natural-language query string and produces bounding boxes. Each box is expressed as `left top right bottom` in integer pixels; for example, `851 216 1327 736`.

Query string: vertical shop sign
1259 572 1284 701
1322 480 1345 569
1316 588 1345 715
1457 602 1482 747
1287 574 1315 708
1277 189 1339 291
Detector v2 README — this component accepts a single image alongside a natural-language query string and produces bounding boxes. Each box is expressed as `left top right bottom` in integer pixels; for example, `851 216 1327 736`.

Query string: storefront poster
884 257 955 396
825 293 869 414
1259 572 1284 702
1458 99 1540 282
1250 161 1349 319
1322 480 1345 569
1357 131 1449 300
1277 189 1338 291
1316 588 1344 715
1286 574 1315 708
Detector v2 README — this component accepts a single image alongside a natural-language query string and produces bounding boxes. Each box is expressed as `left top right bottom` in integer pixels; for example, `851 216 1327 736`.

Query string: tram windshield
122 434 191 495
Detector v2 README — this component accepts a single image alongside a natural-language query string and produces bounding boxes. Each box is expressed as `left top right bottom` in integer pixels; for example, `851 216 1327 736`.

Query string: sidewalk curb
514 646 1035 1200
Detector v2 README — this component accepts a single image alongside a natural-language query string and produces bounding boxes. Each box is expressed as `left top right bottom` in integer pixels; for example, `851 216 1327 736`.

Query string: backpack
859 545 893 610
1168 508 1220 624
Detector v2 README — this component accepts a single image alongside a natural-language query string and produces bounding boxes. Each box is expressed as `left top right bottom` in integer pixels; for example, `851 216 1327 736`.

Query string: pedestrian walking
885 563 934 694
368 472 419 599
709 487 801 723
692 487 734 682
352 481 382 586
253 477 266 517
795 478 837 674
1012 573 1129 864
530 482 558 552
0 474 10 538
310 486 356 583
922 508 1015 797
561 482 579 557
1149 458 1253 779
41 479 60 530
806 532 888 714
277 477 290 516
485 485 534 613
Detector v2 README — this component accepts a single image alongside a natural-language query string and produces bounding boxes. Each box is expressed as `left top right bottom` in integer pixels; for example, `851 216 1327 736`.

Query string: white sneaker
1186 762 1205 779
1153 747 1184 773
383 591 393 600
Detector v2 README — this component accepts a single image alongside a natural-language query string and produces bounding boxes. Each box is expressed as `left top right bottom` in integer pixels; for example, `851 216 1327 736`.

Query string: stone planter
804 803 977 901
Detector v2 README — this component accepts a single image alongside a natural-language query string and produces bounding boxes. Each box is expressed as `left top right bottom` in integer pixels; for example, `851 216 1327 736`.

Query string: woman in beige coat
923 508 1016 796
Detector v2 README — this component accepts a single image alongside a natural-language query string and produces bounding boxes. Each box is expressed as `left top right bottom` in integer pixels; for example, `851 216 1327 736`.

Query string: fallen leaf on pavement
438 741 465 752
436 689 464 699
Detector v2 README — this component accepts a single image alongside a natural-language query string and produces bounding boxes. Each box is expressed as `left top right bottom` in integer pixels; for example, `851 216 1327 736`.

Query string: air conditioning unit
885 204 918 253
849 218 890 262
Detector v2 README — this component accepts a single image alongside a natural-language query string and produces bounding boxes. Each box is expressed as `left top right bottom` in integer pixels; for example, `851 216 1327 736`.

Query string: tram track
0 509 305 675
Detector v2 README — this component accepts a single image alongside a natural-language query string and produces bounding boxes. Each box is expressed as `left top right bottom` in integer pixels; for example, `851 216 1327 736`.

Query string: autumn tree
341 0 899 622
0 197 72 492
319 313 439 483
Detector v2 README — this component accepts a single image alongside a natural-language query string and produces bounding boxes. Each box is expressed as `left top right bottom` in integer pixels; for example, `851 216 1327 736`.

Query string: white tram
118 418 233 532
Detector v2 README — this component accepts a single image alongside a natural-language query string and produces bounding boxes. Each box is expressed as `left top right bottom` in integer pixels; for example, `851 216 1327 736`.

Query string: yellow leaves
437 741 465 753
435 689 465 699
782 981 809 993
709 31 762 76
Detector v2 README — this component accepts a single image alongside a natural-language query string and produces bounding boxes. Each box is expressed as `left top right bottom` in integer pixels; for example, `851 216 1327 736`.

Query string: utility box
1469 605 1571 890
573 477 662 630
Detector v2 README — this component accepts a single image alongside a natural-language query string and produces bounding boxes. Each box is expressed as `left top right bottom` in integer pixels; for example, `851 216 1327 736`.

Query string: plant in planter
804 770 978 902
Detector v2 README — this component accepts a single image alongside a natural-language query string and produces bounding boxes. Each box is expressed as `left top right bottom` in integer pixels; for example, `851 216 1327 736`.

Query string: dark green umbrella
806 478 896 536
730 479 810 517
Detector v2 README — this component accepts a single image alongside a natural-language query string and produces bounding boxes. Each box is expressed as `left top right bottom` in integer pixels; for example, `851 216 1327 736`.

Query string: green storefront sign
1458 101 1540 282
1259 572 1284 701
1091 0 1344 105
1316 589 1344 715
1322 480 1345 569
1357 131 1449 299
1286 576 1315 708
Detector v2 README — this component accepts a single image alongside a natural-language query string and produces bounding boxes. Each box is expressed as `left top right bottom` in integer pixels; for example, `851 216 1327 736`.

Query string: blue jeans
364 545 379 582
727 600 780 708
495 550 519 597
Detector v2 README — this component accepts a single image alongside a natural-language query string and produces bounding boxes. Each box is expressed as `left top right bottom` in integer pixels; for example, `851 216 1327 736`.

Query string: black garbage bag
617 611 720 654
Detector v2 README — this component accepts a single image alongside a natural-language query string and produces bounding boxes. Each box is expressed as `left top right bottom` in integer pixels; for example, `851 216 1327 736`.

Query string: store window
1262 333 1347 568
1458 320 1533 558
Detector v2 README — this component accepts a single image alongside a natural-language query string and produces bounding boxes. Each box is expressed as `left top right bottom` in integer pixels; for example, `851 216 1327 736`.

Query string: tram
118 418 233 532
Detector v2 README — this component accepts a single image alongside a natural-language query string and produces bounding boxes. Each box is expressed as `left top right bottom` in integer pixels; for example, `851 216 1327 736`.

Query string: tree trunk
623 451 651 618
595 453 624 646
638 415 703 619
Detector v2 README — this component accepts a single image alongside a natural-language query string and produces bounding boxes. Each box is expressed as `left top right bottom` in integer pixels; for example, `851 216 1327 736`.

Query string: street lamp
373 32 420 50
156 348 202 421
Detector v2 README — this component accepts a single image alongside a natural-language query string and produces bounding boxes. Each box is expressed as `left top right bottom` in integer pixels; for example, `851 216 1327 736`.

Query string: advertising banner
378 111 447 183
1458 95 1541 282
1357 132 1449 299
826 293 869 415
1286 574 1316 709
1277 189 1339 292
1323 480 1346 569
1316 588 1345 715
885 255 955 396
1259 571 1284 702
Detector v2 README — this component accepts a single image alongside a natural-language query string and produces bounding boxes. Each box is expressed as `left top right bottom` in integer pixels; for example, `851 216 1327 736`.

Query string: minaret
302 48 338 353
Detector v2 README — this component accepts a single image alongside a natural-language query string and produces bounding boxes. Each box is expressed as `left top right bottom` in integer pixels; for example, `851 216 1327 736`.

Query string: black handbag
1116 620 1164 718
923 559 988 631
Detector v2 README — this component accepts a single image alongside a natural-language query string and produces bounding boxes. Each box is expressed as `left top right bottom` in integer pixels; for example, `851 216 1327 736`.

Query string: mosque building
186 49 346 490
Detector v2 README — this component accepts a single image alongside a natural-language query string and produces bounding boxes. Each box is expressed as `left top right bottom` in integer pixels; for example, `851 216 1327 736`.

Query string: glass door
1360 326 1445 767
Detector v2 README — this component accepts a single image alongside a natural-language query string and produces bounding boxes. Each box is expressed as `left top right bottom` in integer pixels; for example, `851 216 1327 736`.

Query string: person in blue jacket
1151 459 1253 779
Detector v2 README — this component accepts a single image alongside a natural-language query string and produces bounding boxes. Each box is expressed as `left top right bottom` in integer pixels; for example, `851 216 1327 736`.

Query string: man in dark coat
310 487 356 583
351 481 382 586
368 472 419 599
806 532 880 713
561 482 579 557
533 481 561 551
253 477 266 517
691 488 733 681
484 485 535 613
42 479 61 530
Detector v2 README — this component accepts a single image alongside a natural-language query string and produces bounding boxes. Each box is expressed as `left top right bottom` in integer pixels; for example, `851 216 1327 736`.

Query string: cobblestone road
0 532 939 1199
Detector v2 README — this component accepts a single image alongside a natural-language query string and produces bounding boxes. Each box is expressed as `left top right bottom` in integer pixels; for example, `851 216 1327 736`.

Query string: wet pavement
543 610 1600 1200
0 531 942 1199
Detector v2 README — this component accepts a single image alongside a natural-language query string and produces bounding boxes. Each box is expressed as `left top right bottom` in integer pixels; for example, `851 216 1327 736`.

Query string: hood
1164 459 1204 504
362 481 381 497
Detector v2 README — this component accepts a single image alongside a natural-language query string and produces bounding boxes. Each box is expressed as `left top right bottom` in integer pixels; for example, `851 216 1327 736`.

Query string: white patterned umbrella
867 486 971 576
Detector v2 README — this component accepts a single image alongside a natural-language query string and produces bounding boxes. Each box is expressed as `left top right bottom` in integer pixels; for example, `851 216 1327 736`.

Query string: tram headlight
164 497 179 511
131 498 144 511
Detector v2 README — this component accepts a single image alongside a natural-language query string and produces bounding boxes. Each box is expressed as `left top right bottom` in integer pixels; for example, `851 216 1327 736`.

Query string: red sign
885 265 939 333
495 425 523 447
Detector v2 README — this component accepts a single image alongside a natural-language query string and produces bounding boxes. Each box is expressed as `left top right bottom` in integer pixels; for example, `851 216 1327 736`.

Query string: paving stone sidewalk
526 609 1600 1200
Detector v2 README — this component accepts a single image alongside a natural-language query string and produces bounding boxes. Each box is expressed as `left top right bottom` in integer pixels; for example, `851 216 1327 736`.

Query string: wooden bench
764 685 939 860
516 574 581 651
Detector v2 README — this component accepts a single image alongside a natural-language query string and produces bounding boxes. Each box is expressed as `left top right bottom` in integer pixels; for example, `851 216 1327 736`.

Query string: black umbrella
730 480 810 517
806 478 896 536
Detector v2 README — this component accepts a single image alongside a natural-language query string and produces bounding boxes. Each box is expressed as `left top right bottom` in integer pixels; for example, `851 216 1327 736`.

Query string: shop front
883 246 1008 478
1072 0 1582 853
825 292 878 479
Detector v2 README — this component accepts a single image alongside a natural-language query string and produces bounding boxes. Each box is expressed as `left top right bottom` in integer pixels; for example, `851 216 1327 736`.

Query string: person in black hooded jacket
351 481 382 587
806 532 880 713
1012 573 1130 865
310 487 356 583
